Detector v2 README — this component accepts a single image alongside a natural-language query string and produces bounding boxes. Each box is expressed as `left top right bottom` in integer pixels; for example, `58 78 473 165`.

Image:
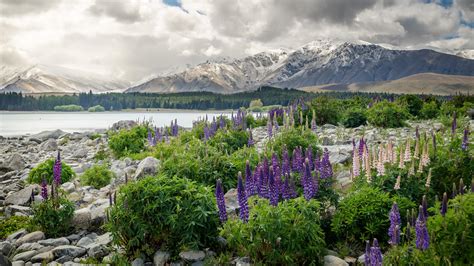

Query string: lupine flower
269 168 278 206
404 139 411 162
440 192 448 217
376 158 385 176
247 129 254 147
41 178 48 200
394 175 401 190
414 138 420 159
237 172 249 222
320 148 333 178
305 147 313 170
353 150 360 177
459 178 465 195
292 147 303 173
281 175 292 200
422 195 428 218
452 182 457 198
431 131 437 153
302 159 316 200
408 160 415 176
406 221 411 242
370 238 383 266
398 148 405 169
215 179 227 222
53 151 62 185
109 192 113 206
451 111 457 135
425 168 432 189
415 205 430 250
147 129 153 146
267 119 273 138
282 146 290 176
388 203 401 246
244 160 254 196
364 240 371 266
462 128 469 151
311 117 317 132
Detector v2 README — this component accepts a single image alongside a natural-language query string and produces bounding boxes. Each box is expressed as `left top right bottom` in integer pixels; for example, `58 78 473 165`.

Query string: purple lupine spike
292 147 303 173
422 195 428 219
415 205 430 250
388 202 401 246
215 179 228 222
237 172 249 222
147 129 153 145
359 137 365 157
451 111 457 135
245 160 254 196
364 240 371 266
267 119 273 138
257 165 265 198
311 117 317 132
462 128 469 151
320 148 332 179
269 168 278 206
370 239 383 266
302 159 315 201
440 192 448 217
281 175 291 200
247 129 254 147
305 147 313 170
53 151 61 185
219 115 226 128
155 128 162 142
282 146 290 176
41 178 48 200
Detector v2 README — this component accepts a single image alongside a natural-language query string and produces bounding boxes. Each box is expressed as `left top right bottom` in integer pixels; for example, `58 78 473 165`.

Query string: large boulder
71 208 91 230
0 241 13 256
51 245 86 259
30 251 54 263
39 139 58 151
324 255 349 266
37 237 70 247
12 250 37 262
15 231 45 247
4 205 31 218
31 130 66 141
133 157 160 180
5 186 33 206
1 153 25 172
111 120 137 131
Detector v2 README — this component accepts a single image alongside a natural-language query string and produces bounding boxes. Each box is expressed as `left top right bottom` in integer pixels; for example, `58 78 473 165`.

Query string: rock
28 137 42 144
12 251 38 262
37 238 69 247
30 251 54 263
321 145 352 164
76 237 94 248
72 148 88 158
39 139 57 151
153 251 170 266
179 250 205 262
0 254 12 266
324 255 348 266
16 243 44 253
4 205 31 218
89 199 109 227
94 233 112 246
60 182 75 193
2 153 26 172
224 189 239 213
131 258 145 266
31 130 66 141
357 254 366 264
15 232 45 247
234 257 251 266
111 120 137 131
51 246 86 259
5 186 33 206
344 256 357 264
133 157 160 179
71 208 91 230
87 244 108 259
11 261 23 266
6 229 27 243
0 241 13 256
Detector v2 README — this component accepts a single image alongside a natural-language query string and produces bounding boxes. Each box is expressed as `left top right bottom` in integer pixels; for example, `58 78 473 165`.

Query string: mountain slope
0 65 130 94
301 73 474 96
126 40 474 94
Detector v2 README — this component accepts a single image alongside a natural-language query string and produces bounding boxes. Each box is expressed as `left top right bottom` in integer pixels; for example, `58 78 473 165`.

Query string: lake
0 111 233 137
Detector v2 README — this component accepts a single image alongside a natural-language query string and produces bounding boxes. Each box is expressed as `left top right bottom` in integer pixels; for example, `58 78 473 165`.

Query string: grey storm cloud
88 0 143 23
456 0 474 21
0 0 60 16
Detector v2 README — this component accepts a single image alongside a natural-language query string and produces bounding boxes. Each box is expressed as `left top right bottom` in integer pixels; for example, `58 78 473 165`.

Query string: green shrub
267 127 319 157
80 164 114 189
208 129 248 153
367 100 409 128
31 195 74 238
88 105 106 112
331 186 414 246
108 126 147 157
221 197 326 264
28 158 75 185
53 104 84 112
396 94 424 117
93 144 110 161
342 107 367 128
106 175 219 258
0 216 31 239
309 96 342 125
419 101 439 119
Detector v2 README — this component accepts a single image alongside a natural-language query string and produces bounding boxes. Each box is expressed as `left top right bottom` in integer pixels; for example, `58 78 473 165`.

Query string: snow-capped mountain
455 49 474 60
126 40 474 93
0 65 130 94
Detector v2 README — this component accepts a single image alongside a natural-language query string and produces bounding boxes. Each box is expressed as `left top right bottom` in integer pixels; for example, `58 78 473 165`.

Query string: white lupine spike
414 138 420 159
404 139 411 162
353 150 360 177
394 175 401 190
399 148 405 169
425 168 432 188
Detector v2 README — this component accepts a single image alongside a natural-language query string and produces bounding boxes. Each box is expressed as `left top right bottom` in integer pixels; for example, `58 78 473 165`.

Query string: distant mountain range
1 40 473 95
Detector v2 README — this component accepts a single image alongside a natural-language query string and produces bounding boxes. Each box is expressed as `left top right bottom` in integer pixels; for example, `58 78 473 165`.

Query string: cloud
455 0 474 21
0 0 60 16
88 0 143 23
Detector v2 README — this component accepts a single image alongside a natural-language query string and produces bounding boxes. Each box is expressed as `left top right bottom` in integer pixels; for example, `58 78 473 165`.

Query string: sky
0 0 473 82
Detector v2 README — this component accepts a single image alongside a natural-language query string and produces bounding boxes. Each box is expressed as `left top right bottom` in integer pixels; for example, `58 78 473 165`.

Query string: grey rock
2 153 25 172
37 238 69 247
11 261 23 266
65 234 82 244
87 244 108 259
5 186 33 206
89 199 109 227
5 205 31 218
16 243 44 253
179 250 205 262
131 258 145 266
60 182 75 194
357 254 366 264
324 255 348 266
51 246 86 259
0 241 13 256
153 251 170 266
72 148 87 158
39 139 57 151
94 233 112 246
6 229 27 243
111 120 137 131
15 232 45 247
28 138 42 144
133 157 160 180
75 237 93 248
31 130 66 141
224 189 239 213
0 254 12 266
55 255 74 264
234 257 251 266
321 145 352 164
12 251 38 262
30 251 54 263
71 208 91 230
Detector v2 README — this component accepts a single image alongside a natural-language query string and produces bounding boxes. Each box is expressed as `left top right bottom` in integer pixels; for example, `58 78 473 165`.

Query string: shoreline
0 108 237 114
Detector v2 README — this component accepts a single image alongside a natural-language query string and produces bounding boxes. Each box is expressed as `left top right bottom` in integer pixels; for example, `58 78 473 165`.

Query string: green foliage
267 127 319 157
331 186 414 246
0 216 31 239
31 195 75 238
309 96 342 125
396 94 424 117
88 105 106 112
367 100 409 128
53 104 84 111
419 101 439 119
27 158 75 185
108 126 147 157
228 146 260 174
249 99 263 108
208 129 248 153
93 144 110 161
383 244 440 265
342 107 367 128
106 175 219 258
80 164 114 189
221 197 326 265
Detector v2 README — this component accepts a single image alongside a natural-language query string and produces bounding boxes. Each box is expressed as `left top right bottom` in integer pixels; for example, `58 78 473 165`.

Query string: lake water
0 111 232 137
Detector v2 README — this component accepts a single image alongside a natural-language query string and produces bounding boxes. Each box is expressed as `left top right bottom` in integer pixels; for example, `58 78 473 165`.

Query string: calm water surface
0 111 232 136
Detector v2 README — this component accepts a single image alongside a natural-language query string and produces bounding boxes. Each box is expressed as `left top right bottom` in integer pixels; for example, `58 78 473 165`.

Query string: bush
31 195 75 238
53 105 83 112
106 175 219 258
208 129 248 153
0 216 31 239
342 107 367 128
108 126 147 157
88 105 106 112
221 197 326 264
396 94 424 117
419 101 439 119
367 100 409 128
267 127 319 158
309 96 342 125
80 164 114 189
331 186 414 246
249 99 263 108
28 158 75 185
